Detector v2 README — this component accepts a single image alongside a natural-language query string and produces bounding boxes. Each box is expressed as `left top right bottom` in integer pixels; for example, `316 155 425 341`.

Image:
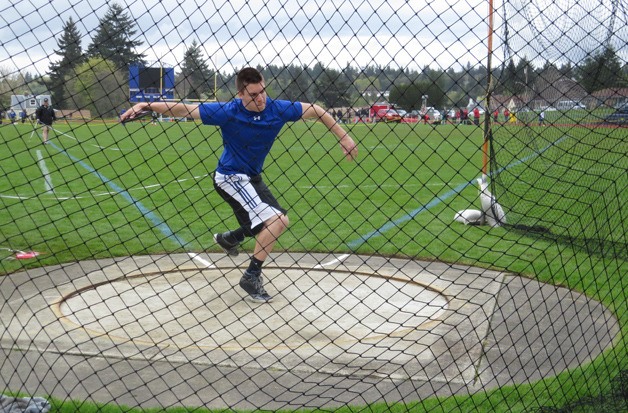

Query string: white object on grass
453 209 484 225
478 178 506 227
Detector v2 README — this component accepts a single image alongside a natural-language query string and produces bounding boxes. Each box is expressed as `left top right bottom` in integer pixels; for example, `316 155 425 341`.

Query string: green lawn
0 118 625 412
0 120 489 268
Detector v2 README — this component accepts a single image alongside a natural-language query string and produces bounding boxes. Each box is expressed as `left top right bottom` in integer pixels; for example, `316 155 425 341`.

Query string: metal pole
482 0 494 179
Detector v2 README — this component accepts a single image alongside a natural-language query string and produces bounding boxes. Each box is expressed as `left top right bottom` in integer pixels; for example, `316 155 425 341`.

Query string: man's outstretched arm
120 102 201 122
301 103 358 161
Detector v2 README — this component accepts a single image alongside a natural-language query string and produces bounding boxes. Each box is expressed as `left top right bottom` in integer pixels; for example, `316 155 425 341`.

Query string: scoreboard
129 65 175 102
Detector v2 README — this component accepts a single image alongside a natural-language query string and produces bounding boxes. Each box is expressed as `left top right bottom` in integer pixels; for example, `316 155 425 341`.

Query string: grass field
492 122 627 246
0 118 626 412
0 119 489 270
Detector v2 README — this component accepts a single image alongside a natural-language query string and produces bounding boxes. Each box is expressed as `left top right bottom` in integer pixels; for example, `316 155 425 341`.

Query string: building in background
10 94 51 116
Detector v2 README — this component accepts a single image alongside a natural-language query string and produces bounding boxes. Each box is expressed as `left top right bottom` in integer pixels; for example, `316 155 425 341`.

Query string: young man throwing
120 67 358 302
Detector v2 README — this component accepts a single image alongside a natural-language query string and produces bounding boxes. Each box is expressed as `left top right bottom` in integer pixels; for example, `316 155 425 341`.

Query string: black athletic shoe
239 270 272 303
213 233 239 256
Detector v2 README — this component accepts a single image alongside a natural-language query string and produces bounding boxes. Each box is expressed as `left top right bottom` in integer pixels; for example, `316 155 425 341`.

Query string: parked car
426 107 442 122
405 108 442 122
375 109 402 122
604 103 628 125
556 100 586 110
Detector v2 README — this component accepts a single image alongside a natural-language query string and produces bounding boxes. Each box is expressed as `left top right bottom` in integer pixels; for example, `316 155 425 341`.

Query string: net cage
0 0 626 412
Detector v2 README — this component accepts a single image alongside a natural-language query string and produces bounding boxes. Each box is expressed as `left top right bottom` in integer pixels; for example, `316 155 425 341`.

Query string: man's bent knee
266 214 289 235
247 214 288 237
277 213 289 229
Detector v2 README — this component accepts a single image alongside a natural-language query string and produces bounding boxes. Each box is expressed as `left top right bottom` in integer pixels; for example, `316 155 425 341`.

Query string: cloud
1 0 624 78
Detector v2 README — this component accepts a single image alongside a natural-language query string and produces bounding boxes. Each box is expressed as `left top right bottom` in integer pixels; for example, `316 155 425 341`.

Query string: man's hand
120 104 151 123
340 135 358 161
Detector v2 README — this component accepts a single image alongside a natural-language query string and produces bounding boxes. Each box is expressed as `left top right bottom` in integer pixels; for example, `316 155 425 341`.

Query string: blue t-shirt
199 98 303 176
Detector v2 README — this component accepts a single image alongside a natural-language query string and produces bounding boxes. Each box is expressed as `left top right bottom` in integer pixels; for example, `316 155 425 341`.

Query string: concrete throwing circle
1 252 619 410
58 268 448 350
45 252 508 384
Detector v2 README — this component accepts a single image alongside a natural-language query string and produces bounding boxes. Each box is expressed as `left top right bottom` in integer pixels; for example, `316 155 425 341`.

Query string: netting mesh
492 0 627 255
1 0 626 412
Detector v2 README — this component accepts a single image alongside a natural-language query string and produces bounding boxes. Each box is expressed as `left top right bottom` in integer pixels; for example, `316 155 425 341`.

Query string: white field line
300 181 459 189
313 254 350 268
2 177 455 201
52 127 119 151
188 253 215 268
29 127 39 141
36 150 54 194
0 174 210 201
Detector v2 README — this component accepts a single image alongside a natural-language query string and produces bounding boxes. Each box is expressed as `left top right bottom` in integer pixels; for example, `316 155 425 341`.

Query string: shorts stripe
230 179 257 207
214 172 284 231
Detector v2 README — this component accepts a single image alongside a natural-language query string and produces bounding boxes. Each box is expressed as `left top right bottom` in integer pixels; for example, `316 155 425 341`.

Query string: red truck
369 102 392 119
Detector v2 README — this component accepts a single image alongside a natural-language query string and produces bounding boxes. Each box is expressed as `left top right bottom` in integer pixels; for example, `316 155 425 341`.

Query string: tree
495 56 537 98
500 59 520 95
389 80 445 111
576 46 625 93
352 74 380 107
314 67 351 108
66 57 127 118
46 17 84 109
275 65 312 102
179 40 214 100
0 67 20 108
86 3 146 70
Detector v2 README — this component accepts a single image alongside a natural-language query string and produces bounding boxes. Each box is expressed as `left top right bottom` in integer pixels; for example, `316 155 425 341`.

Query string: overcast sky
1 0 626 77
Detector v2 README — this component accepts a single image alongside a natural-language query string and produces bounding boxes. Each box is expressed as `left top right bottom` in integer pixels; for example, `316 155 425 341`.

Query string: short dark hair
236 67 263 91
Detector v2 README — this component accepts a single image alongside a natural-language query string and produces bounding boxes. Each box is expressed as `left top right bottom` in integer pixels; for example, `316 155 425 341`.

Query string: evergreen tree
46 17 84 109
314 67 350 108
576 46 625 93
500 59 518 94
390 79 445 111
86 3 146 70
179 40 213 100
276 65 312 102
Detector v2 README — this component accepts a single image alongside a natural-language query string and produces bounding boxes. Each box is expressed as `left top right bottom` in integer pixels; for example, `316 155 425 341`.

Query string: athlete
120 67 358 302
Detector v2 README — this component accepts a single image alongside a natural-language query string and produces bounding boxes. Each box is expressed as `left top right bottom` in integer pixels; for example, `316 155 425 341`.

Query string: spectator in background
473 107 480 126
35 98 56 144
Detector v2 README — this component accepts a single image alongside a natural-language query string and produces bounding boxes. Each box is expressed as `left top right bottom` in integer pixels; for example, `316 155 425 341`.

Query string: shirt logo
253 116 261 121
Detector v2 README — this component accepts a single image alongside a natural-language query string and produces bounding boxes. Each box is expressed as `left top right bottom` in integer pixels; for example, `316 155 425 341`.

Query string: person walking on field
36 98 56 144
120 67 358 303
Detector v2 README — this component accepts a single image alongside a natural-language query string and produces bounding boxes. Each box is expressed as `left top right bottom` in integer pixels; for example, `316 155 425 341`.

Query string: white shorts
213 172 284 230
